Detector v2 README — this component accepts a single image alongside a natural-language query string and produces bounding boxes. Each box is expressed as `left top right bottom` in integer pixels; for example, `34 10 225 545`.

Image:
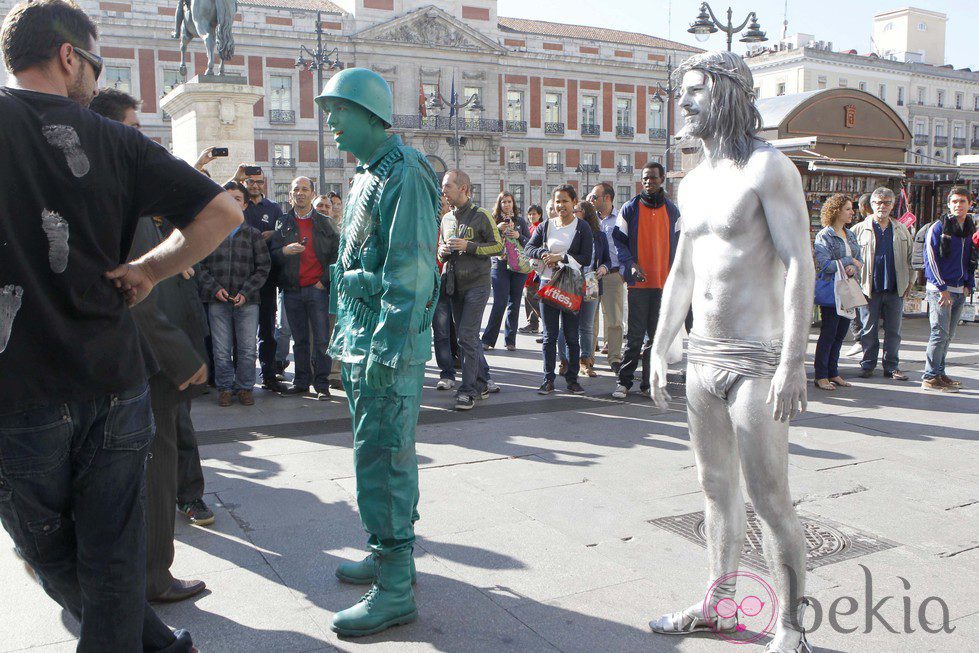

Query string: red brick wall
101 46 134 59
529 147 543 167
158 6 175 15
580 80 601 91
601 150 614 169
615 83 635 93
648 53 665 62
299 140 317 163
530 77 541 129
602 83 612 132
504 39 526 48
636 86 646 134
266 57 295 69
614 50 633 58
138 49 156 113
255 139 269 162
266 16 292 26
565 149 580 168
300 71 314 119
321 21 342 30
506 74 528 84
568 80 578 130
635 151 648 168
363 0 394 9
543 43 563 51
248 56 264 116
580 46 599 55
158 50 181 62
543 78 565 88
99 2 130 11
461 6 489 20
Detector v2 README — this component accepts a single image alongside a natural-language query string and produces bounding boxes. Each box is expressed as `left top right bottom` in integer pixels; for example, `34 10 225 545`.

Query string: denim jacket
814 226 863 281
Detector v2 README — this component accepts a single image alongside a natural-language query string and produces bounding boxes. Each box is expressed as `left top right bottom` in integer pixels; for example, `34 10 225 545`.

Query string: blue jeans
541 301 580 383
482 264 529 348
450 285 491 398
0 385 192 652
814 306 851 379
283 285 332 389
432 285 457 381
560 297 598 362
208 302 260 392
923 290 966 379
858 290 904 373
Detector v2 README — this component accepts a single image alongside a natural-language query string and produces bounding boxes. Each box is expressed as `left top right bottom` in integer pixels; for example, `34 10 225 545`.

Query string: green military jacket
329 134 441 370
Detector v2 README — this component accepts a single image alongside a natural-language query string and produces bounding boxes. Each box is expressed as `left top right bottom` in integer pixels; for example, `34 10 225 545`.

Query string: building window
973 124 979 140
463 86 481 121
582 152 597 166
618 185 631 201
105 66 131 93
650 100 664 129
506 90 523 121
816 76 827 90
581 95 597 126
162 69 182 96
839 78 848 87
270 75 293 111
897 86 905 106
273 182 290 205
509 184 525 214
914 120 926 136
917 22 927 31
545 93 562 124
917 87 926 104
508 149 524 164
937 90 945 108
878 84 886 100
935 123 946 137
546 151 560 165
858 81 867 92
953 124 963 139
615 98 631 128
956 92 963 110
422 83 438 111
776 82 786 96
884 22 894 31
471 183 481 207
273 143 292 165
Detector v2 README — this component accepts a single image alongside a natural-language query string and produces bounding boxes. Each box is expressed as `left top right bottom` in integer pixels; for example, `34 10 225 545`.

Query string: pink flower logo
703 571 778 644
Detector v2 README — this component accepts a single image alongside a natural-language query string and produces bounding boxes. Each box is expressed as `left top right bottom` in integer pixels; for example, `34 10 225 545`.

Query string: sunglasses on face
72 46 103 79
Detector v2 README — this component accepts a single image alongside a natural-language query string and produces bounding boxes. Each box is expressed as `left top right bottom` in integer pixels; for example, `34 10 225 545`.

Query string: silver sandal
649 609 738 635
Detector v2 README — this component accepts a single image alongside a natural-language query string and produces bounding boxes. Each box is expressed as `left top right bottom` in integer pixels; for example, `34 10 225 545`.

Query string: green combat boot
335 551 416 585
331 548 417 637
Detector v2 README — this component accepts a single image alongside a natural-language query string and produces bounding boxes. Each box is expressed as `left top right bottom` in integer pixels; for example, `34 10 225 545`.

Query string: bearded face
677 70 714 141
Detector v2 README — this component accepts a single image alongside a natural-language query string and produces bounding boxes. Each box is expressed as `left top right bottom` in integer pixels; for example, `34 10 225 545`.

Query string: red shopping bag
536 265 583 313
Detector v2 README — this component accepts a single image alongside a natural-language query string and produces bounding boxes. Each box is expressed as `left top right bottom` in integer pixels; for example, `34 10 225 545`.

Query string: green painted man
315 68 441 637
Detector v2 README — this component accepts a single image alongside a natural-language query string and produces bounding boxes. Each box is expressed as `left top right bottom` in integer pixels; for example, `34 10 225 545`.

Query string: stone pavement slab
3 318 978 651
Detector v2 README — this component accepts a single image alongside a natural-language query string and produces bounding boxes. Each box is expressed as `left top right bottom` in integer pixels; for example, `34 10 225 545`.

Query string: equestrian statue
172 0 236 78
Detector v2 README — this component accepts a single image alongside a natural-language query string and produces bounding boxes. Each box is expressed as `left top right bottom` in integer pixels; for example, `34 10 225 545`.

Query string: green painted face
321 97 388 164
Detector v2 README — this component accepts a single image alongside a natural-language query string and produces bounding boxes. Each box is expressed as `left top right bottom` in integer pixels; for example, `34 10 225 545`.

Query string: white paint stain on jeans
41 209 69 273
0 285 23 354
42 125 90 177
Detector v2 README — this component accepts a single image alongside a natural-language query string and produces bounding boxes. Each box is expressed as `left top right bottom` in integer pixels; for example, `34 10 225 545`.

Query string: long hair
578 201 601 234
674 50 762 167
493 191 516 222
820 194 852 227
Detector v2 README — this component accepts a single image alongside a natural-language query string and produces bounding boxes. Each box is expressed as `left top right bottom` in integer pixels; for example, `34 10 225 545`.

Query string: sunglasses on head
72 46 103 79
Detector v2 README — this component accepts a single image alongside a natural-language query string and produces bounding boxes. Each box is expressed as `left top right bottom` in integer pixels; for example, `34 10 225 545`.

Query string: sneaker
567 382 585 394
236 390 254 406
843 342 863 357
884 370 909 381
177 499 215 527
857 369 874 378
436 378 456 391
455 394 475 410
612 385 628 399
261 379 286 392
314 387 332 401
535 337 544 344
517 325 536 334
940 374 962 388
482 343 494 351
477 387 489 400
218 391 233 407
279 384 309 396
922 377 957 393
486 380 501 394
505 344 516 351
538 380 555 395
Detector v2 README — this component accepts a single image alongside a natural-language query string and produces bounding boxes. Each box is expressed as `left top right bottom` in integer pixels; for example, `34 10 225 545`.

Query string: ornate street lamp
687 2 768 51
295 10 343 193
427 88 483 170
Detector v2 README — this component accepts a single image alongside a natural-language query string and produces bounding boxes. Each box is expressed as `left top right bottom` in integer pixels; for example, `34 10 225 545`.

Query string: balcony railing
545 122 565 135
272 157 296 168
953 137 967 148
615 125 635 138
934 135 948 147
505 120 527 133
580 123 600 136
507 162 527 172
577 163 600 174
270 109 296 124
391 114 503 133
545 163 564 173
913 134 929 146
323 158 344 168
616 164 634 174
649 128 667 139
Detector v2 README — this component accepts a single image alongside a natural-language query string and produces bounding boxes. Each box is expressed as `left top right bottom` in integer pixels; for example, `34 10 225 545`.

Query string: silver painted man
647 51 815 652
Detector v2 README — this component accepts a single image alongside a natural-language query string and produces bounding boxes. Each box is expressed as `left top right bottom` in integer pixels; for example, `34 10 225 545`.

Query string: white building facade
0 0 698 210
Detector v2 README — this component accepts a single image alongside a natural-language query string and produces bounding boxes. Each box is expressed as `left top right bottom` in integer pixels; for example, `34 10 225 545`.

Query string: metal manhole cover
650 504 897 571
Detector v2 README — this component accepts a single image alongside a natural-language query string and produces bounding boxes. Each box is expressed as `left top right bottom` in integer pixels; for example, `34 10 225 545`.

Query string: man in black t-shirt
0 2 241 651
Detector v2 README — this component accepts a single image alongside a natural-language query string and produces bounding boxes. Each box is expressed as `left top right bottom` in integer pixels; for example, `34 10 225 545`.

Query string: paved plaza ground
3 315 978 652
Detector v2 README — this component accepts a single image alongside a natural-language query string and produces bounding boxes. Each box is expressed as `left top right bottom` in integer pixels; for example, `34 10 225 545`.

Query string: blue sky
497 0 976 70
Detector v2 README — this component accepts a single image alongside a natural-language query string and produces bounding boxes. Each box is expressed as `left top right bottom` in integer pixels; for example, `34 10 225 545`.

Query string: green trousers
342 362 423 556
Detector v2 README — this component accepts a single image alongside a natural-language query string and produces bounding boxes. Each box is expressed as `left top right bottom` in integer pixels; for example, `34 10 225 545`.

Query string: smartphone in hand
212 147 229 157
299 237 309 245
244 165 262 176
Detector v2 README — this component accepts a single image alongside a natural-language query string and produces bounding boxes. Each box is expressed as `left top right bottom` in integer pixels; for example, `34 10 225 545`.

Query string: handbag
504 237 533 274
898 187 917 232
537 265 584 313
834 259 867 318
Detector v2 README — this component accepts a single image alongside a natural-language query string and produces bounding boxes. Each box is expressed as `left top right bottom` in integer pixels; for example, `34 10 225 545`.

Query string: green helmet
315 67 393 128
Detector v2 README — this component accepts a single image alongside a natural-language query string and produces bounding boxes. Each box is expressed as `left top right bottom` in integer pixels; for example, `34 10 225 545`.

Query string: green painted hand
365 355 395 389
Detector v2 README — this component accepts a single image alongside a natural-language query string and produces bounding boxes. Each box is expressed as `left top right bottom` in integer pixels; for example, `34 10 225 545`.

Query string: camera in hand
244 165 262 176
212 147 229 157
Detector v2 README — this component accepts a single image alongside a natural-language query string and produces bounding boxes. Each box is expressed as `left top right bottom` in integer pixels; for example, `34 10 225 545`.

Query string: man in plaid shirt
197 182 271 406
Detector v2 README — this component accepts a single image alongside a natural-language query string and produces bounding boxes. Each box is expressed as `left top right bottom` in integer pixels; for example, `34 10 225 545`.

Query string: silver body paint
42 125 90 178
41 209 70 274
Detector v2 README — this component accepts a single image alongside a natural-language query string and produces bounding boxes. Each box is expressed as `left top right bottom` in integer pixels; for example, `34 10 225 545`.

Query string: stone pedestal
160 75 263 184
